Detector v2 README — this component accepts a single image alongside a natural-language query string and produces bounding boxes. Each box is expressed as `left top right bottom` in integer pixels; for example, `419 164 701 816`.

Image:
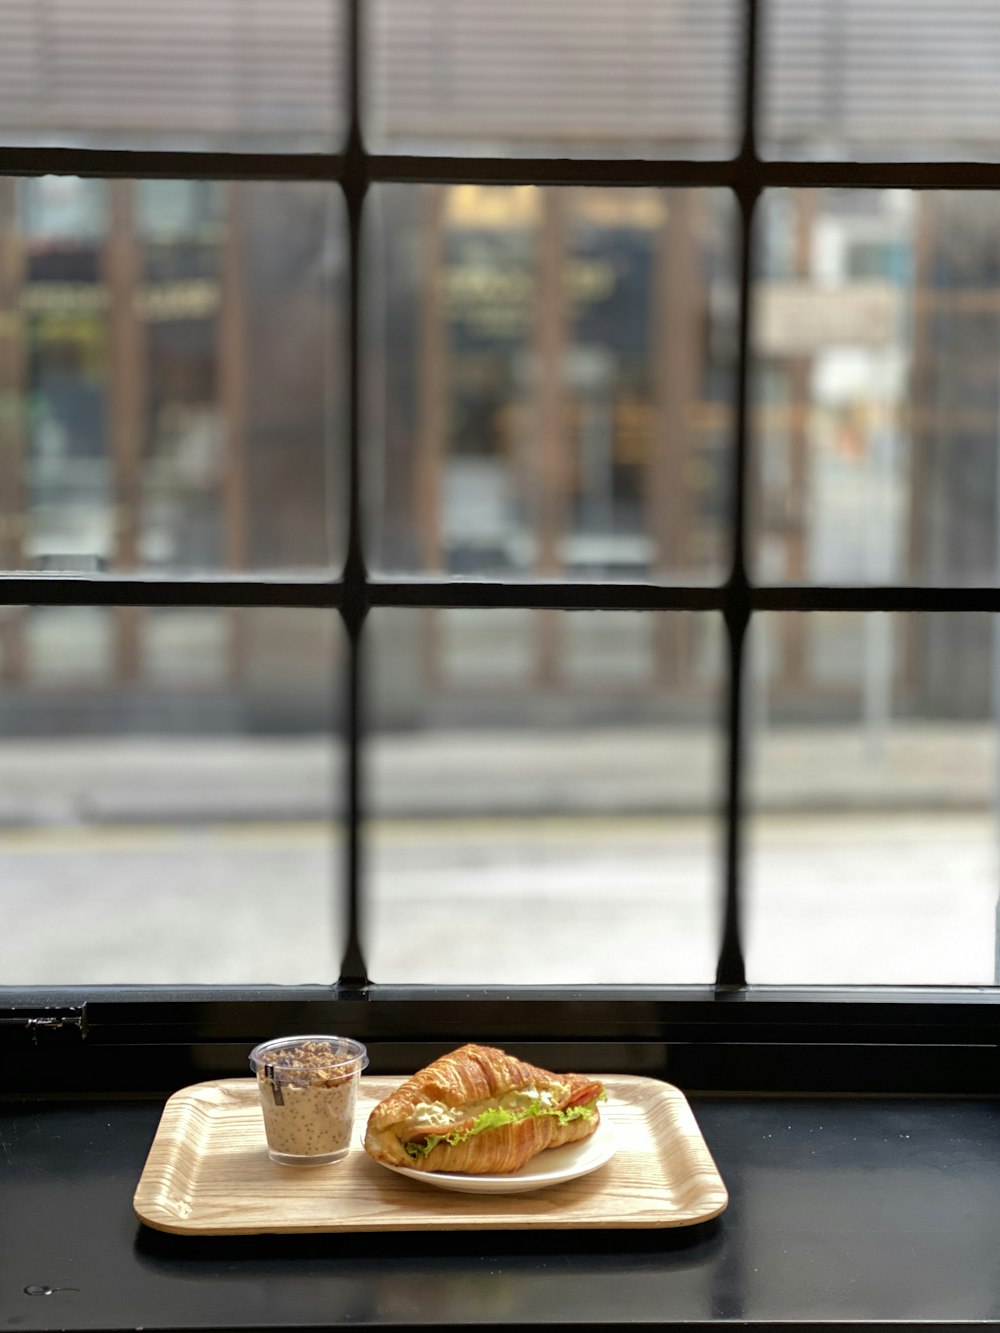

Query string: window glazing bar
714 0 761 988
5 145 1000 192
2 576 1000 613
338 0 369 988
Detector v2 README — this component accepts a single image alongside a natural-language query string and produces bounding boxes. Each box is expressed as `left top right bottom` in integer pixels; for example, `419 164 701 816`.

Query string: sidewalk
0 720 994 827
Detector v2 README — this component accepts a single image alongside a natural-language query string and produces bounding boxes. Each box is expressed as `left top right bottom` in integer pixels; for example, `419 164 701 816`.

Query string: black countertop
3 1093 1000 1330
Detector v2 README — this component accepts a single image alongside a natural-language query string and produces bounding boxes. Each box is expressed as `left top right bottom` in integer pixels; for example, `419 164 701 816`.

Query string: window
4 0 1000 1092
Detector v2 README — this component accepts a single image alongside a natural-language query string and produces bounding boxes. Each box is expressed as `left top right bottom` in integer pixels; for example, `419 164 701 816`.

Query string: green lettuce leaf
403 1091 605 1161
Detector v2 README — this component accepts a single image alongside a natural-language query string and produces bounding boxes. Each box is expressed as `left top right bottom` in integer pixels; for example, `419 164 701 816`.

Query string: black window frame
4 0 1000 1098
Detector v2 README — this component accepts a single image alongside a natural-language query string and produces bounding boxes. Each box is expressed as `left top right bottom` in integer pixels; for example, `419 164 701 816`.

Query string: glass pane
367 185 737 582
366 608 724 984
745 611 999 985
752 189 1000 587
0 0 343 152
438 609 537 685
0 178 343 574
24 607 113 685
0 608 343 984
367 0 738 158
763 0 1000 161
563 612 656 685
145 609 228 686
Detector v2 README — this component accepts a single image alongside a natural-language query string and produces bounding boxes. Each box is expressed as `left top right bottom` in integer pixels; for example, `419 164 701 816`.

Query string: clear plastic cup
248 1034 369 1166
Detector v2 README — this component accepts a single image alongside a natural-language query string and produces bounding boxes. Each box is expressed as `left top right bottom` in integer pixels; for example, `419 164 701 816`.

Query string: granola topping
260 1039 356 1090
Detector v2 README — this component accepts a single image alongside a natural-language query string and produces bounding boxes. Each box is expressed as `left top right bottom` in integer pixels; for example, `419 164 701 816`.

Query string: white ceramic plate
367 1117 617 1195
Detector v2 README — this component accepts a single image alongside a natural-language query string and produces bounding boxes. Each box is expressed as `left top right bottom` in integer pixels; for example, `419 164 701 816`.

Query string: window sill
3 1089 999 1330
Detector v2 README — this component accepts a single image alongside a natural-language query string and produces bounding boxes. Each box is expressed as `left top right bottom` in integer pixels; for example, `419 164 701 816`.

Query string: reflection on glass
754 189 1000 589
0 0 343 152
27 310 112 567
438 610 536 686
368 184 736 582
23 176 107 244
0 609 342 985
763 0 1000 161
145 610 228 687
0 178 341 577
563 613 656 686
367 0 739 158
138 182 227 571
25 608 112 685
16 179 111 569
366 608 723 985
745 612 999 984
564 194 658 575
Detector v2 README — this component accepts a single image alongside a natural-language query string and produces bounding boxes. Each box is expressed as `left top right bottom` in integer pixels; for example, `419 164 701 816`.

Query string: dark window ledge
4 988 999 1327
4 985 1000 1096
3 1091 1000 1331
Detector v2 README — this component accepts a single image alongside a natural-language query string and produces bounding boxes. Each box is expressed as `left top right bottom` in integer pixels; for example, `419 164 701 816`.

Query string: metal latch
0 1007 88 1042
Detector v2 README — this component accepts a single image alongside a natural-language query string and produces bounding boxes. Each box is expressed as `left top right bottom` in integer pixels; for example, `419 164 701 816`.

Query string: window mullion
337 0 370 988
715 0 762 988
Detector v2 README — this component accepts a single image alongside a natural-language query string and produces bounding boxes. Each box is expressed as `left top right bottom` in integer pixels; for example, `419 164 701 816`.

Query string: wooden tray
133 1074 728 1234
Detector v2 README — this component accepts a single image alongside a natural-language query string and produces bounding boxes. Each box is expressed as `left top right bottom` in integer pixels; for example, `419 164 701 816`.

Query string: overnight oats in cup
248 1035 369 1166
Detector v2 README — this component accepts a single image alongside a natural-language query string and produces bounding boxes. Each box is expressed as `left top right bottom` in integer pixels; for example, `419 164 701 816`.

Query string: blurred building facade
0 0 998 732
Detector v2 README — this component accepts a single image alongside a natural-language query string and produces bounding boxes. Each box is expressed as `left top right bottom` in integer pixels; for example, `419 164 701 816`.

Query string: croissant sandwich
363 1043 605 1175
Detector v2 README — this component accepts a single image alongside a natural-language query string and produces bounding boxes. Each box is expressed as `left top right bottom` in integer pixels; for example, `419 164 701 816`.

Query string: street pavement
1 721 997 988
1 810 995 987
0 719 994 825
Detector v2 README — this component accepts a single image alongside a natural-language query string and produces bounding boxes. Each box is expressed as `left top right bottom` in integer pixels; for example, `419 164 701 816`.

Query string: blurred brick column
0 177 26 682
107 179 145 682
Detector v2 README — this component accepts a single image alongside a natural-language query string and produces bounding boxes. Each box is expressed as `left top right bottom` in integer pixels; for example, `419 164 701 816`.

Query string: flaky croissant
363 1043 605 1174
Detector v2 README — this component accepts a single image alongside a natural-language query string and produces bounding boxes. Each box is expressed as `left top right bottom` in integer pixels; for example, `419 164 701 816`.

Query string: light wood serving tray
133 1074 728 1235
